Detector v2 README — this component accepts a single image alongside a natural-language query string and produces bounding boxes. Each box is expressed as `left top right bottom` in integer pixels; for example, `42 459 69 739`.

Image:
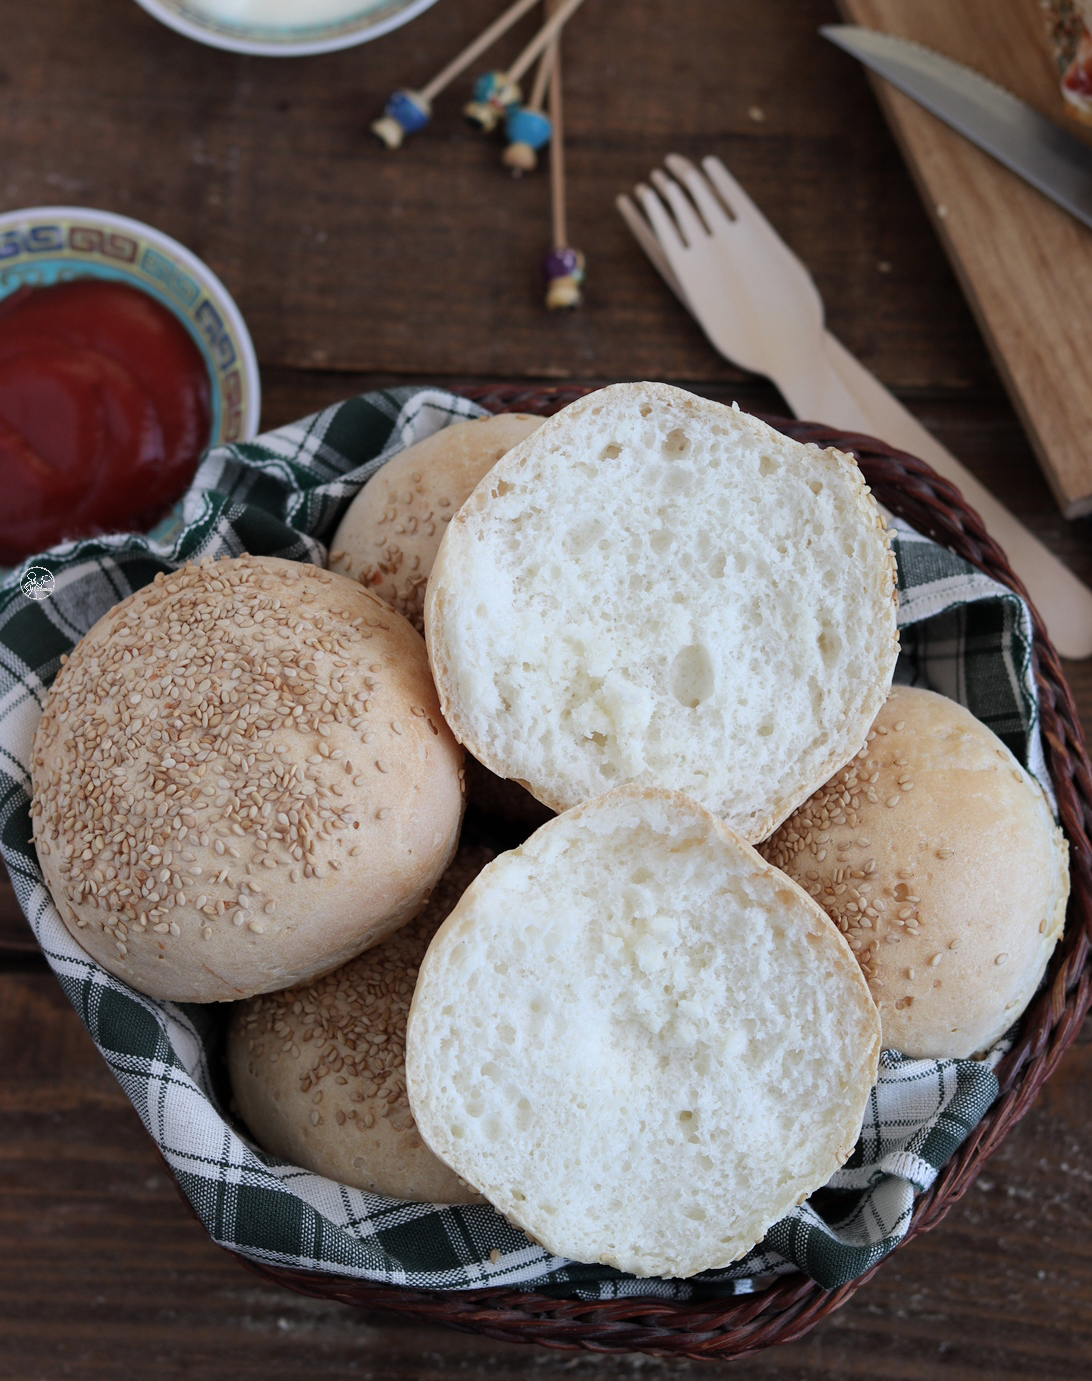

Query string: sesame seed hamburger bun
329 412 543 633
406 786 881 1278
759 686 1069 1058
228 844 493 1202
31 555 465 1003
423 383 899 842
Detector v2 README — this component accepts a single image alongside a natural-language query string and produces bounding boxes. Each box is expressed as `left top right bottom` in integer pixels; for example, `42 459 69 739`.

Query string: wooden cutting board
836 0 1092 517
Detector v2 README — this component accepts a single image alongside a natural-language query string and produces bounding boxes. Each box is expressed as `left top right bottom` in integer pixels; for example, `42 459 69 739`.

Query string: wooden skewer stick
465 0 587 132
541 27 584 309
528 34 558 111
420 0 544 105
549 49 568 254
507 0 585 87
371 0 543 149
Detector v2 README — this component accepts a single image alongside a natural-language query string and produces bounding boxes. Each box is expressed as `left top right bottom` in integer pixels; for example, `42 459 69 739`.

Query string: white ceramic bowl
0 205 261 555
132 0 438 56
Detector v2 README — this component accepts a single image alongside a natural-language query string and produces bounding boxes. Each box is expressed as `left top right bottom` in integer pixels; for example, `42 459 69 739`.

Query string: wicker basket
238 384 1092 1360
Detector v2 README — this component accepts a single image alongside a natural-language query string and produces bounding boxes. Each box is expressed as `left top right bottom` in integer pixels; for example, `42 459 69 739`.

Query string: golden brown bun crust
228 845 494 1202
760 686 1069 1058
31 555 465 1002
329 413 543 631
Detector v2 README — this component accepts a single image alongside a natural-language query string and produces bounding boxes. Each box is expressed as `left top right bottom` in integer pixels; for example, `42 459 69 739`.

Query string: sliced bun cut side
425 382 898 841
406 786 881 1279
760 685 1070 1058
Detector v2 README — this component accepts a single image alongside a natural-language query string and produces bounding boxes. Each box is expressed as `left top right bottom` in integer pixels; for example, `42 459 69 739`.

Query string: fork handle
818 331 1092 661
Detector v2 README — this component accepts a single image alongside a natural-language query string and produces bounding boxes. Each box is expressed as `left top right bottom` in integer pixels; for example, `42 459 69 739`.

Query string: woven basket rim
240 383 1092 1360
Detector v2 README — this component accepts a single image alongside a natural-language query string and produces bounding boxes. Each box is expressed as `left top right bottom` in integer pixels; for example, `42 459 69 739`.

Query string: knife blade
820 24 1092 231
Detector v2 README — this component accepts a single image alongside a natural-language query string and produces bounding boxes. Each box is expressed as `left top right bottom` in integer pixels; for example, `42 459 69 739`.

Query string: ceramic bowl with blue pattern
0 205 261 553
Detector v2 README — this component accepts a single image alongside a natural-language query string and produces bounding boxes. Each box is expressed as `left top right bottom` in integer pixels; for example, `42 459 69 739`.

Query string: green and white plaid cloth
2 387 1036 1298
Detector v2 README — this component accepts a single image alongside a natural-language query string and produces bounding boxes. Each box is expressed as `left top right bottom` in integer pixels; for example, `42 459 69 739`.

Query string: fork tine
634 180 689 257
700 156 771 231
649 169 710 248
615 193 690 306
663 154 735 235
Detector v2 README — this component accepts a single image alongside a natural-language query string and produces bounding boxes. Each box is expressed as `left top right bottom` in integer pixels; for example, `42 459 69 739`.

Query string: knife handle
821 331 1092 660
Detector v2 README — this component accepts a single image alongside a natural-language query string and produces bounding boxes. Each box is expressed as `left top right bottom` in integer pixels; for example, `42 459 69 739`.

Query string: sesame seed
995 953 1009 966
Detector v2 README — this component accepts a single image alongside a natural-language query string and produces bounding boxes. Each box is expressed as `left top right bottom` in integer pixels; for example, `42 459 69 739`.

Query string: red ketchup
0 279 211 564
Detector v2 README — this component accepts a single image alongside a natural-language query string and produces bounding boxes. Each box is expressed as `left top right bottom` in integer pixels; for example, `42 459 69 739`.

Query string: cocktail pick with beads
541 29 584 310
371 0 543 149
502 34 557 173
464 0 587 132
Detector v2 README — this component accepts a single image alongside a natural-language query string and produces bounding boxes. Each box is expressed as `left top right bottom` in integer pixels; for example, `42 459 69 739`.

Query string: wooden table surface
3 0 1092 1375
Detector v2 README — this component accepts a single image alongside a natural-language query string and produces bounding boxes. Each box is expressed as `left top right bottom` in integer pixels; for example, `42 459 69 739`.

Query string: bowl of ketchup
0 207 260 570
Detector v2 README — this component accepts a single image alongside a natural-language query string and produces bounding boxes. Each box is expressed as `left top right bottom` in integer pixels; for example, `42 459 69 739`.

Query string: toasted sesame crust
31 555 465 1002
229 844 493 1202
329 413 543 632
760 686 1070 1057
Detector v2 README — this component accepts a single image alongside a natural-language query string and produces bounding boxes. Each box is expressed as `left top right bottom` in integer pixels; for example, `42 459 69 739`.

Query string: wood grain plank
0 0 998 394
834 0 1092 516
2 972 1090 1378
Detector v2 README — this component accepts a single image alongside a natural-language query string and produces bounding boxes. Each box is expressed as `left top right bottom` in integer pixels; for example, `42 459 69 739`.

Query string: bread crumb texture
405 786 880 1278
425 382 897 840
31 554 464 1002
228 844 493 1202
761 685 1070 1058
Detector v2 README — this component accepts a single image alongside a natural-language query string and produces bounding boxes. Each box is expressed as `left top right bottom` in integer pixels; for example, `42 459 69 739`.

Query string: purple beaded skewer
542 24 584 310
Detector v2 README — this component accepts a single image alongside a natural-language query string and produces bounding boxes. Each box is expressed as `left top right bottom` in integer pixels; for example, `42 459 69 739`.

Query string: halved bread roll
425 382 898 842
405 786 881 1279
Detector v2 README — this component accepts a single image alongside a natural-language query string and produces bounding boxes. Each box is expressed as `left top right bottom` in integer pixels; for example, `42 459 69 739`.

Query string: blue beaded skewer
371 0 543 150
464 0 587 132
501 39 556 174
463 69 523 134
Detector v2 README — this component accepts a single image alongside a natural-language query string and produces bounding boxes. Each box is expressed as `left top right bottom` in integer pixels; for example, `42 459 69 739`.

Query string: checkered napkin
1 388 1038 1297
